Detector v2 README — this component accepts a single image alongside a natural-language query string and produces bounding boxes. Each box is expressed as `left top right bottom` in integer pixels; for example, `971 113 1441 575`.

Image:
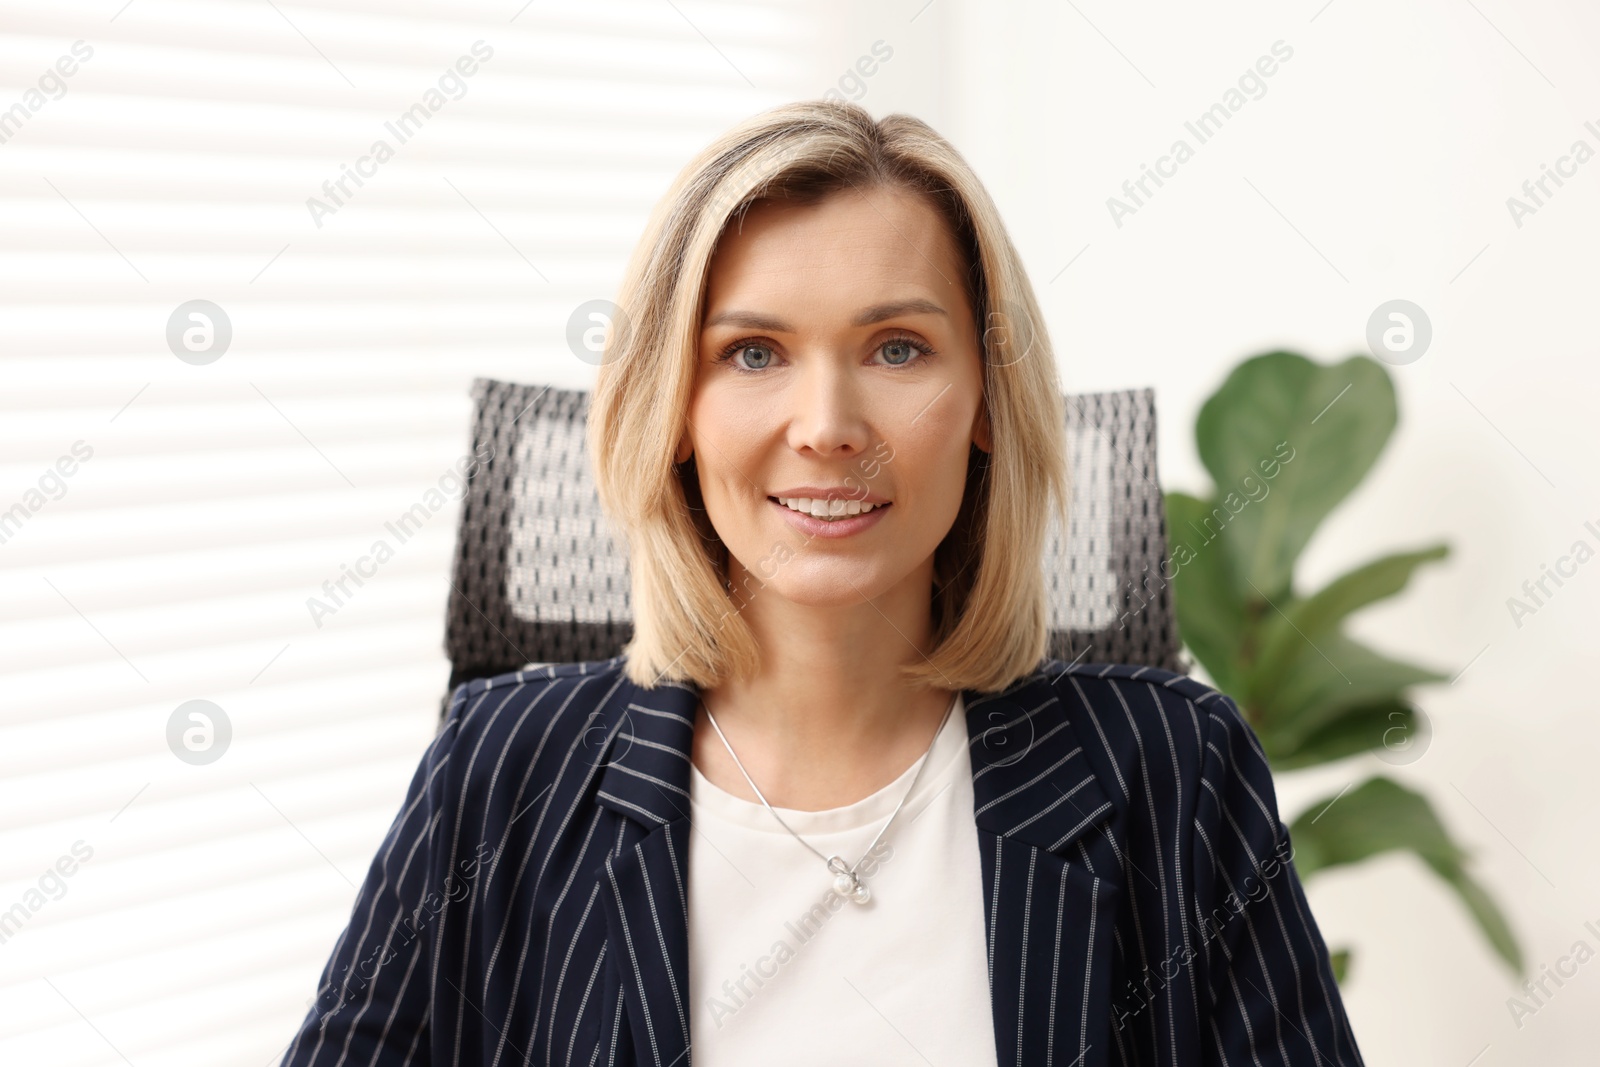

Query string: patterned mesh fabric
443 378 1187 701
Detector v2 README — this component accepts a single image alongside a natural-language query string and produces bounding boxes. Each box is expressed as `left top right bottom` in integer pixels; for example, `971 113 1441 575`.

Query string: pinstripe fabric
279 655 1365 1067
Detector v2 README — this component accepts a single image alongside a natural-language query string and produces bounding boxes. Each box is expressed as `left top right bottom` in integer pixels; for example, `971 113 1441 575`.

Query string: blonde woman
282 100 1363 1067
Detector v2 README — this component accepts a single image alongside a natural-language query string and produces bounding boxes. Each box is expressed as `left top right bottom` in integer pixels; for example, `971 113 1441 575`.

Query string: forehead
702 186 971 324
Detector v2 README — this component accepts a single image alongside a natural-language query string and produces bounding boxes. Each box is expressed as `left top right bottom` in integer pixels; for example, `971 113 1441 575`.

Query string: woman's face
679 183 991 609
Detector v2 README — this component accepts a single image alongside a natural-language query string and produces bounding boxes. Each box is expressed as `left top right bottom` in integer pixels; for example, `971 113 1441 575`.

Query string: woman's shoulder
1023 658 1261 798
1037 657 1238 710
446 653 634 707
435 655 641 788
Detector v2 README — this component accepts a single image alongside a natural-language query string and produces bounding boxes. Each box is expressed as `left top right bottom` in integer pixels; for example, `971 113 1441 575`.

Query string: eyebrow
702 298 948 332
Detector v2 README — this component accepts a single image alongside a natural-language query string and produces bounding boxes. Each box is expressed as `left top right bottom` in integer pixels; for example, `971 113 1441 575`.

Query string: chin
729 565 905 609
768 584 874 608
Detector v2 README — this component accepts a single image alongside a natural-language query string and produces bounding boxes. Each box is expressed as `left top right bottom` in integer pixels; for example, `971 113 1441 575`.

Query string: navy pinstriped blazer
279 654 1365 1067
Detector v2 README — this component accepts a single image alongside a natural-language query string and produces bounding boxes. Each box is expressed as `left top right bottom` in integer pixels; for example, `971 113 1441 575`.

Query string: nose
785 358 871 459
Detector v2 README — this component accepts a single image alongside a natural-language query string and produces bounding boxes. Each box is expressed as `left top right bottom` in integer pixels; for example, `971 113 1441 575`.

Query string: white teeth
777 497 883 520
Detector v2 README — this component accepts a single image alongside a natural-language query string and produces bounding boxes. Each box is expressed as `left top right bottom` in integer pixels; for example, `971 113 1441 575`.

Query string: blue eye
715 342 775 371
883 340 921 364
711 334 937 373
877 336 934 365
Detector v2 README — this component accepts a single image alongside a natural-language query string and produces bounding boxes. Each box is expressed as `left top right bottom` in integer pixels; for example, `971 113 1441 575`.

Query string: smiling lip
769 497 890 538
768 486 891 504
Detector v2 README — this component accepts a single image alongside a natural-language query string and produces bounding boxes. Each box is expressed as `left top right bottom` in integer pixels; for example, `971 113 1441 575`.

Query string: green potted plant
1164 350 1523 983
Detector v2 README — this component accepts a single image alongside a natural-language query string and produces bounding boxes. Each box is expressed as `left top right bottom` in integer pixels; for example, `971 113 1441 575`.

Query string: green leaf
1265 700 1420 771
1167 348 1516 982
1165 491 1248 696
1254 545 1450 696
1194 352 1397 600
1431 865 1525 975
1289 776 1462 875
1289 776 1523 975
1251 631 1449 750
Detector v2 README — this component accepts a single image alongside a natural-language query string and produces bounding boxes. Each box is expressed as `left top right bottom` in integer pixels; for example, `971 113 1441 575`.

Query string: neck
691 558 957 812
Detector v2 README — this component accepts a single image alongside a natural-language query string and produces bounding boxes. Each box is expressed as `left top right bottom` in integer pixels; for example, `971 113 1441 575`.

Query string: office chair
440 377 1186 719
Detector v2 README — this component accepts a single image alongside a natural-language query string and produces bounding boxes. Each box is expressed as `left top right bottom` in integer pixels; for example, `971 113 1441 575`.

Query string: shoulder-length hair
586 99 1069 695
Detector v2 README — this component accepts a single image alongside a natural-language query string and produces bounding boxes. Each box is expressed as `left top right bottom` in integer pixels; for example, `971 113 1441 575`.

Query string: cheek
894 408 976 501
688 388 765 498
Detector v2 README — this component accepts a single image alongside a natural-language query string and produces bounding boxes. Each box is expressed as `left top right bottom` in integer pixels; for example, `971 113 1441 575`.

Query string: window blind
0 2 818 1063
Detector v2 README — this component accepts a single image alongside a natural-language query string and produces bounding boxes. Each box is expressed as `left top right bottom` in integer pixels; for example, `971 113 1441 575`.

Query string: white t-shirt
686 693 999 1065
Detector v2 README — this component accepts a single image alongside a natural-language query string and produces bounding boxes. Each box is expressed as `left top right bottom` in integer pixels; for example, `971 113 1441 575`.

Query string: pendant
827 855 871 904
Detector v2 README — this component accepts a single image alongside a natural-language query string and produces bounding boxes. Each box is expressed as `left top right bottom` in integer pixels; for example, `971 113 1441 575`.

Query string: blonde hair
587 99 1069 694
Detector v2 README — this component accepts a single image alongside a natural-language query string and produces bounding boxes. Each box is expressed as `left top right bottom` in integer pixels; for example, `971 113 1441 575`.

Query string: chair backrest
442 377 1186 701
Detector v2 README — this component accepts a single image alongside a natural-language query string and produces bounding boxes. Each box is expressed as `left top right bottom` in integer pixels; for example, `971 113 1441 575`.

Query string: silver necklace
699 691 958 905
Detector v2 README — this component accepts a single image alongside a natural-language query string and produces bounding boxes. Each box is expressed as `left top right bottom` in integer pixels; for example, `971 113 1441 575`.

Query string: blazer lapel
597 818 695 1067
590 667 1122 1067
593 673 699 1067
964 669 1123 1067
